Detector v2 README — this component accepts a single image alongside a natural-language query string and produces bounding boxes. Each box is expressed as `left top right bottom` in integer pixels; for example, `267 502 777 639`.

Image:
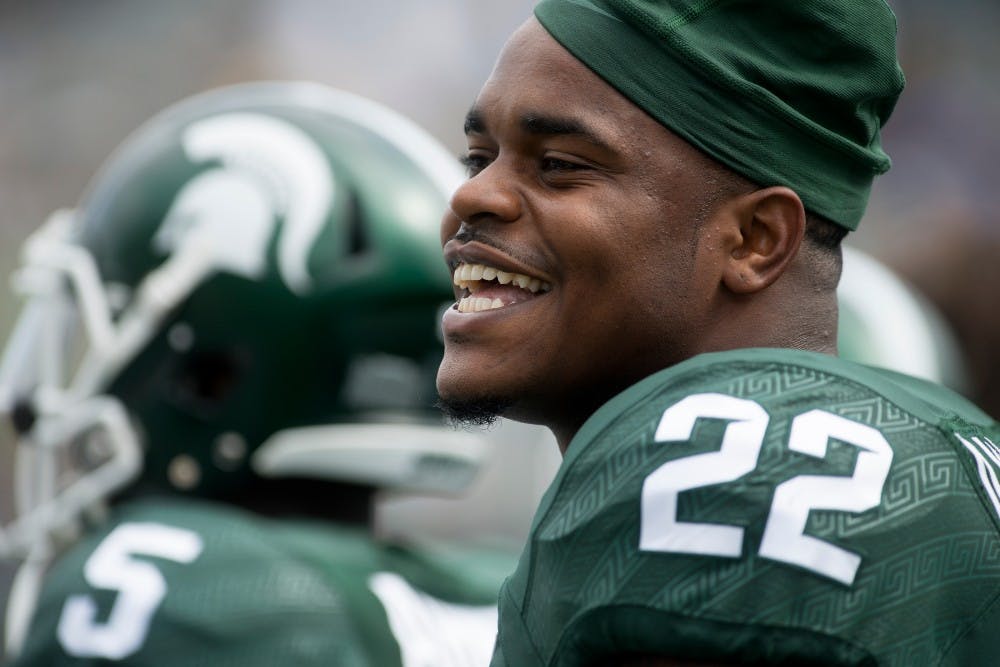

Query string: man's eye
540 157 585 172
459 153 491 176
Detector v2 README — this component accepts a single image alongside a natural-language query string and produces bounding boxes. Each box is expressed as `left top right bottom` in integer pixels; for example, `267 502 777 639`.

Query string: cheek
563 226 696 349
544 196 640 274
567 210 672 298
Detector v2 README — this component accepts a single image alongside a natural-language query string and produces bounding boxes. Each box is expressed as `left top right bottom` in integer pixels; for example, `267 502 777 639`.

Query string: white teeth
451 262 551 294
456 296 507 313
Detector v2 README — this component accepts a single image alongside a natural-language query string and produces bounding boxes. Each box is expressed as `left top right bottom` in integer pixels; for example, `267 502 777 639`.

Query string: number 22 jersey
492 348 1000 667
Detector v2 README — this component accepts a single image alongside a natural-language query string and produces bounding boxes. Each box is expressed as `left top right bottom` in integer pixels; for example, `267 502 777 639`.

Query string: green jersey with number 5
12 498 511 667
492 348 1000 667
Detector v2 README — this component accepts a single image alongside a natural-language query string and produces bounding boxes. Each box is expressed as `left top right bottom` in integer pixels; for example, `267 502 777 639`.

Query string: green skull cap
534 0 905 230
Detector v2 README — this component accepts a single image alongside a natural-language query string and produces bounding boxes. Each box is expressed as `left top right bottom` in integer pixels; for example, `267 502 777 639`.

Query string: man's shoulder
502 347 1000 666
572 348 993 452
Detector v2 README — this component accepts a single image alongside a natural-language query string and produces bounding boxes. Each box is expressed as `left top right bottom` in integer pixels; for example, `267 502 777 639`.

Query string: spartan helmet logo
152 113 335 294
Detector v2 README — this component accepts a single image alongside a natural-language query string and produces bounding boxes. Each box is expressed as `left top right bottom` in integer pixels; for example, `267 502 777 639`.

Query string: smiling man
436 1 1000 666
438 3 867 448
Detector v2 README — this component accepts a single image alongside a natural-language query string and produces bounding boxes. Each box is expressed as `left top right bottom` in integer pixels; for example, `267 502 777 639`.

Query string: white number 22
639 393 893 585
57 522 203 659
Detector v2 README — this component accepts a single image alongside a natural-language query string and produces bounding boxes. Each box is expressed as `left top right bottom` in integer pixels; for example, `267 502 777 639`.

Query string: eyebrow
464 107 615 153
521 113 614 152
464 108 485 135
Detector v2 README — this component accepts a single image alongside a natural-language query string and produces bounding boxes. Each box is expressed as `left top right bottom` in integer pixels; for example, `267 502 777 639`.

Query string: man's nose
448 159 521 227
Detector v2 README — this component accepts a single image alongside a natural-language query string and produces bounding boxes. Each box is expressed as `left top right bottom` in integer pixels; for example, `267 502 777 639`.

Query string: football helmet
837 244 968 391
0 82 484 563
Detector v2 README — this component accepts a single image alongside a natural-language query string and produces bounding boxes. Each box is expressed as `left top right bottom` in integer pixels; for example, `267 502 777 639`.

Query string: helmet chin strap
4 539 50 659
1 396 142 659
0 207 217 556
4 398 142 554
252 422 490 495
0 210 152 561
0 211 183 658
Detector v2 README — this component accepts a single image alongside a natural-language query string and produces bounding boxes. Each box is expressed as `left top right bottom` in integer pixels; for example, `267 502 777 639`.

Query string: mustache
447 223 548 273
451 225 521 258
453 225 487 244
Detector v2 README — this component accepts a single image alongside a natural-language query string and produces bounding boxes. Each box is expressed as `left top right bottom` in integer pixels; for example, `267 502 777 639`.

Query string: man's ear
722 186 805 294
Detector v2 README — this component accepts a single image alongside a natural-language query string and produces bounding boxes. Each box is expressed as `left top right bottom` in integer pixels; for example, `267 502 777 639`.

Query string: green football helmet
0 81 485 561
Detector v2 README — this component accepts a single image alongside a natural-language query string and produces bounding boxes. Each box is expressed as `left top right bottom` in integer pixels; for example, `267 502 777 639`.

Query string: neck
698 255 841 357
549 291 840 456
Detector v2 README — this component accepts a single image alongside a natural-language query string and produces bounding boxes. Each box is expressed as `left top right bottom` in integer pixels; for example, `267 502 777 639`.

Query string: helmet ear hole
173 349 245 407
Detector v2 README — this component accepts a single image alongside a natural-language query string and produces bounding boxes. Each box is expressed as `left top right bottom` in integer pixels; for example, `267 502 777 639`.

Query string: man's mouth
452 262 552 313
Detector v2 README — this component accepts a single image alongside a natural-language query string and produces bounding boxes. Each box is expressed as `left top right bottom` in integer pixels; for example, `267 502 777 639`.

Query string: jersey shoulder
575 347 995 443
14 498 383 667
496 348 1000 667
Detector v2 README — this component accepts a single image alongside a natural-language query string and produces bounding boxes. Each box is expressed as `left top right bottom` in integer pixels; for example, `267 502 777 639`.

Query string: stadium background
1 0 998 653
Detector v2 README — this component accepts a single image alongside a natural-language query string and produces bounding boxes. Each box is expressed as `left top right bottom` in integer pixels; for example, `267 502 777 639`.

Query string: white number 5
640 393 892 586
57 522 203 659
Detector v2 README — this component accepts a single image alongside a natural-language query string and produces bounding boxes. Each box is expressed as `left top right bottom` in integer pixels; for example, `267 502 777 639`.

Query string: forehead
472 19 655 145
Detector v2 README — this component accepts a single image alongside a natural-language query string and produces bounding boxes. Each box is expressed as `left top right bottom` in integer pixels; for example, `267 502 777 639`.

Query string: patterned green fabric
492 348 1000 666
533 0 906 230
13 498 511 666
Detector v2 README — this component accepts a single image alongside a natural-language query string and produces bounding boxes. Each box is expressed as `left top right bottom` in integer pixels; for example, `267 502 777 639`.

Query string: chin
436 380 513 429
436 395 511 428
436 361 517 428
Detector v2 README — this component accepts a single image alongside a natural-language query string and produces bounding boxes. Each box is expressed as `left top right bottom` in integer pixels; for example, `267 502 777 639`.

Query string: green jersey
12 497 511 667
492 348 1000 667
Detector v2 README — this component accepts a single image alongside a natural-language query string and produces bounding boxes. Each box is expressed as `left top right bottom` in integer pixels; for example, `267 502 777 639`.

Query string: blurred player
436 1 1000 664
0 82 507 666
837 246 968 394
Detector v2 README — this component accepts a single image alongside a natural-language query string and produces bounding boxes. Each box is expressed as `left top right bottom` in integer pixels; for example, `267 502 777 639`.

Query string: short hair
801 212 845 291
805 212 848 251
